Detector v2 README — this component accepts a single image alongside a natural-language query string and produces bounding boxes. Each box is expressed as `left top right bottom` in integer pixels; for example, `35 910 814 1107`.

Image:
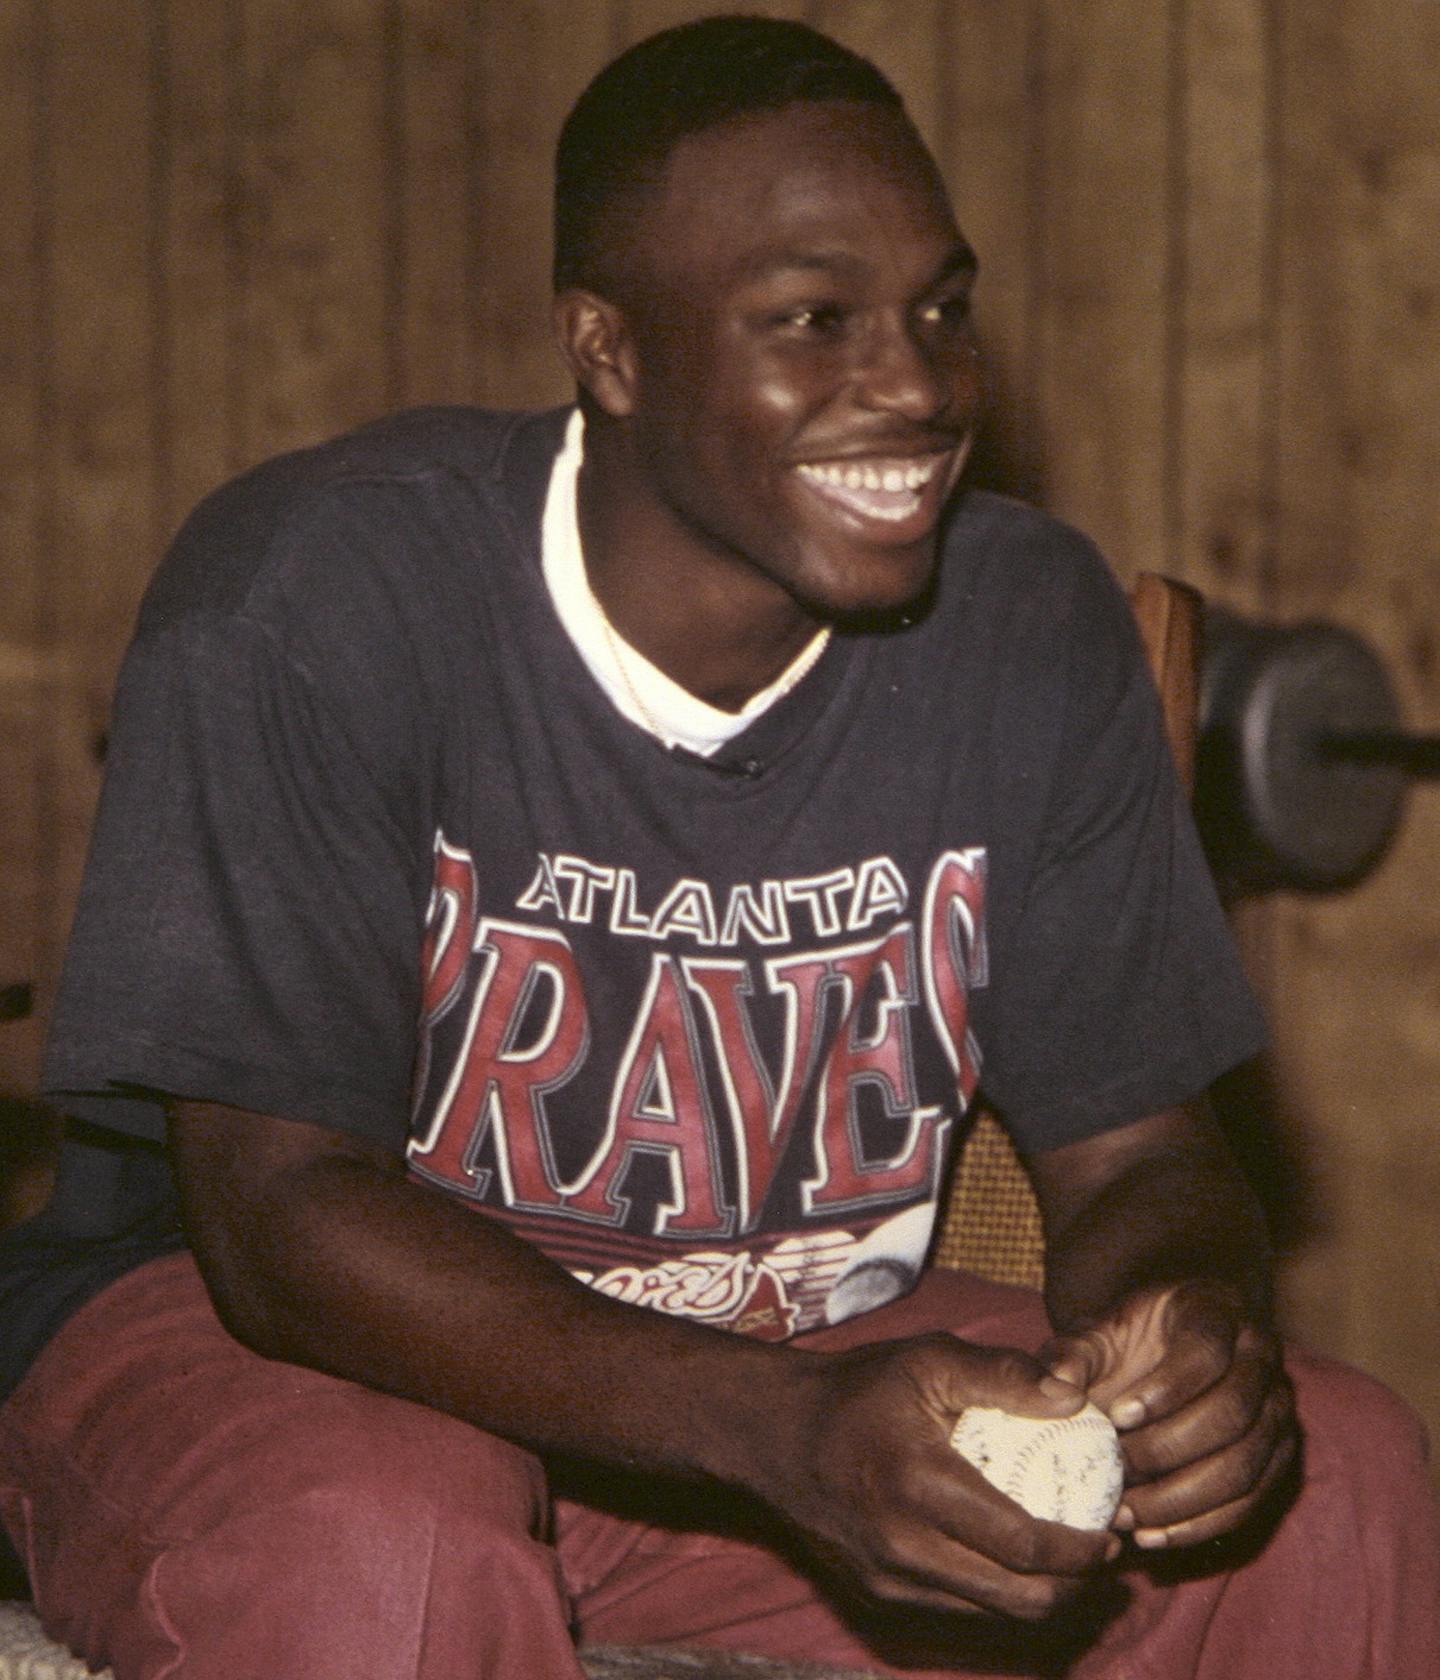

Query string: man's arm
1027 1104 1298 1551
168 1100 1117 1620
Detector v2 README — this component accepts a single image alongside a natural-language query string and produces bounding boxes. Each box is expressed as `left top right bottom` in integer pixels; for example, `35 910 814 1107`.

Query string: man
1 16 1435 1679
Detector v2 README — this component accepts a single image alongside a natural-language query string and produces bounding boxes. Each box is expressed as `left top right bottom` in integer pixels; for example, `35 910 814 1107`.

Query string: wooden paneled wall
2 2 1438 1462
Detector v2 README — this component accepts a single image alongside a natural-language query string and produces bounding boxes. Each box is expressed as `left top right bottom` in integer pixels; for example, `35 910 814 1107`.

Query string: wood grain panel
1322 0 1440 639
1033 0 1174 580
0 698 45 1088
1270 2 1352 618
157 0 246 533
47 0 156 705
235 0 393 461
1172 0 1275 615
621 0 809 41
1270 856 1440 1505
812 0 947 152
467 0 613 409
938 2 1043 500
0 6 44 648
1265 0 1440 1468
391 0 475 407
0 1 48 1090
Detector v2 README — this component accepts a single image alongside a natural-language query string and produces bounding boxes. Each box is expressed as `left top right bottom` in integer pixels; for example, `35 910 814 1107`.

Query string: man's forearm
1030 1105 1297 1548
168 1102 807 1499
1030 1106 1275 1335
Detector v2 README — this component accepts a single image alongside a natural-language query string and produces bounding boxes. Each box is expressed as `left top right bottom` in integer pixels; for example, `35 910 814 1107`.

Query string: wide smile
792 447 965 538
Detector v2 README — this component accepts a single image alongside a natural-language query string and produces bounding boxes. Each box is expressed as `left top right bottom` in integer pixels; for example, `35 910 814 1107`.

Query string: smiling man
2 16 1437 1680
558 93 981 682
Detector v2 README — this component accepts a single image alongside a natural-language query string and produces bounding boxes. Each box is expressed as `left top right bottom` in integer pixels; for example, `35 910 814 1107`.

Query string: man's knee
76 1399 566 1679
290 1383 547 1528
15 1347 563 1678
1288 1347 1432 1498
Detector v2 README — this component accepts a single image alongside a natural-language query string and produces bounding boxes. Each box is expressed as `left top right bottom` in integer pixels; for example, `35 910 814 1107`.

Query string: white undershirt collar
541 409 830 757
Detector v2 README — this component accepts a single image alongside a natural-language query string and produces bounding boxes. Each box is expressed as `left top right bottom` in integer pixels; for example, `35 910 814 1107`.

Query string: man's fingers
1119 1377 1296 1539
1096 1296 1248 1429
1035 1288 1296 1556
1038 1329 1109 1397
1040 1287 1184 1415
786 1336 1116 1621
853 1512 1110 1623
1114 1331 1281 1476
820 1460 1115 1624
933 1455 1120 1578
1126 1422 1299 1550
956 1342 1089 1415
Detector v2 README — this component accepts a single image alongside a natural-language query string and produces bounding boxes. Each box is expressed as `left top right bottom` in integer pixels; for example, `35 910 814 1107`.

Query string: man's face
603 100 983 626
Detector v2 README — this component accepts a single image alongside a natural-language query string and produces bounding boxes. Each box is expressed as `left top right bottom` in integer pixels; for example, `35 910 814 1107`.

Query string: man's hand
758 1334 1120 1621
1041 1281 1297 1550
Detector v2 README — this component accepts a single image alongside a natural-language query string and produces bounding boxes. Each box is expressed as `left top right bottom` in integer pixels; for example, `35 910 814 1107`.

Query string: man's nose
852 318 963 421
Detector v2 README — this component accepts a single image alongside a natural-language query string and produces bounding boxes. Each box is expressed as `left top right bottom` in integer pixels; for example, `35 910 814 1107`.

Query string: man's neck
574 431 824 712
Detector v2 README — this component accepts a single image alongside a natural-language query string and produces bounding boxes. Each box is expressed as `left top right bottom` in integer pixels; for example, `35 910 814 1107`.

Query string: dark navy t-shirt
1 405 1265 1395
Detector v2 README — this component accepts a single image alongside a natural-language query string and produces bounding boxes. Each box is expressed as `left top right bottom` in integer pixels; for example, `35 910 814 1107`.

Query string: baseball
949 1401 1124 1530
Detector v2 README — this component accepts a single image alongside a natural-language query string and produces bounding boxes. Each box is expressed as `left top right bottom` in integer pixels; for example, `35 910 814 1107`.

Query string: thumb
940 1341 1089 1421
1039 1328 1110 1395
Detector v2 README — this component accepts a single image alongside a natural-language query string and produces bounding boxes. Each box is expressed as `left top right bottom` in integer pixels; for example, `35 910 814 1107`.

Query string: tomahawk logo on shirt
406 833 988 1338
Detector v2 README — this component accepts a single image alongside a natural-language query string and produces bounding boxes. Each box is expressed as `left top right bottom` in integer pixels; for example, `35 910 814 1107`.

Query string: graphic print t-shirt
36 405 1266 1349
406 825 990 1340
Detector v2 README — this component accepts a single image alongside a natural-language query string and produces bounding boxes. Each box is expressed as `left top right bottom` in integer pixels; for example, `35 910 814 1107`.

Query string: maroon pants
2 1253 1436 1679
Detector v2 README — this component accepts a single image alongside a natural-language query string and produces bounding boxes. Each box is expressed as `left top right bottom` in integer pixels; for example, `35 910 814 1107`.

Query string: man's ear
552 289 638 418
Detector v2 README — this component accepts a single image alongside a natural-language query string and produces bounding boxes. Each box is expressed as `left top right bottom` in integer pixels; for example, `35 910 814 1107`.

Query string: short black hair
553 14 907 293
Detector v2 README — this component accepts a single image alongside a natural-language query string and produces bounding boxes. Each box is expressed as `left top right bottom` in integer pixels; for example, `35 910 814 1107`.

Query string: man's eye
779 304 847 334
919 293 973 329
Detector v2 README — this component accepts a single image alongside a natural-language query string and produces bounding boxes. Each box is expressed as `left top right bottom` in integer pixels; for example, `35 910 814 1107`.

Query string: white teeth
797 455 943 492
